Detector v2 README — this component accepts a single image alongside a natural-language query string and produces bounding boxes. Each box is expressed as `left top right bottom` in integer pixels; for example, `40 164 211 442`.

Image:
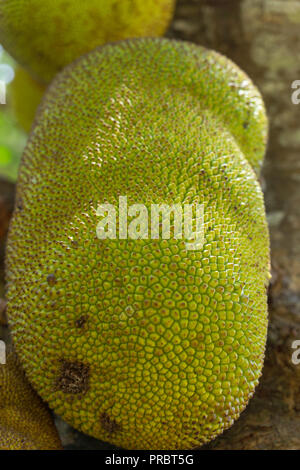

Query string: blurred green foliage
0 47 27 181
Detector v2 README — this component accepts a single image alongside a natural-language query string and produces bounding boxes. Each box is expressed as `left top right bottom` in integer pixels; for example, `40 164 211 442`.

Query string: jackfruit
0 348 62 450
6 38 270 450
0 0 175 84
9 66 45 133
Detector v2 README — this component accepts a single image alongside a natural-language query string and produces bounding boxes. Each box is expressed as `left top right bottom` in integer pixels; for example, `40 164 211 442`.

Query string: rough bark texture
0 0 300 450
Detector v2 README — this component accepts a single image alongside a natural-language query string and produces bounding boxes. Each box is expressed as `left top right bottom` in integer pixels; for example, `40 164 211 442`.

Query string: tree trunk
168 0 300 450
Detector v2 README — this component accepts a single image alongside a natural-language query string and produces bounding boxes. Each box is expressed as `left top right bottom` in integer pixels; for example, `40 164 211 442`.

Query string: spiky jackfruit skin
0 0 175 84
6 38 270 450
0 349 62 450
9 66 45 133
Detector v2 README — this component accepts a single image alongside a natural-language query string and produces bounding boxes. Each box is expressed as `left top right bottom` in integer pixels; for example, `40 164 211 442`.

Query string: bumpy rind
0 349 62 450
6 38 270 450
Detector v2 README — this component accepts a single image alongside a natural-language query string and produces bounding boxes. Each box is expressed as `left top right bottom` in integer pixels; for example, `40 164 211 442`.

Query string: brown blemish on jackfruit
100 412 122 434
56 359 90 394
16 198 23 211
75 315 88 329
47 274 56 286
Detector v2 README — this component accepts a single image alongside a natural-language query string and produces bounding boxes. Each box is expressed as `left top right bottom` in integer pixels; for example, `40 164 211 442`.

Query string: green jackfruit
9 66 45 133
0 348 62 450
6 38 270 450
0 0 175 84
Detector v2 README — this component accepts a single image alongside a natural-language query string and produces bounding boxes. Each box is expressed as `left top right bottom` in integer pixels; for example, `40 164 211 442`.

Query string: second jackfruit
0 0 175 84
0 349 62 450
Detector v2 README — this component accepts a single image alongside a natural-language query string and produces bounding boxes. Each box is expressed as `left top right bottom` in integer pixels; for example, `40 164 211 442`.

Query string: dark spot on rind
15 196 23 211
100 412 122 434
114 277 123 286
75 315 88 329
56 360 90 394
47 274 57 286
